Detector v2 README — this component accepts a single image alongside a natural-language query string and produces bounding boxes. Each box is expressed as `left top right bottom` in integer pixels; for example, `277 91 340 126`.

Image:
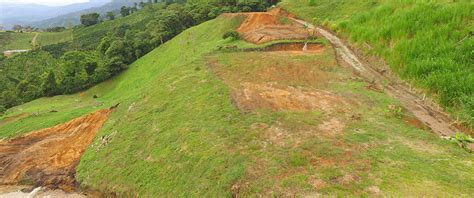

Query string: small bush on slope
280 0 474 126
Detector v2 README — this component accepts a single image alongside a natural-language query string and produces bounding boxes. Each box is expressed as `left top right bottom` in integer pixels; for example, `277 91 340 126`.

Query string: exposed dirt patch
262 42 324 52
207 47 352 113
226 8 309 44
403 116 426 130
0 108 112 192
317 118 345 135
308 176 326 190
233 82 349 112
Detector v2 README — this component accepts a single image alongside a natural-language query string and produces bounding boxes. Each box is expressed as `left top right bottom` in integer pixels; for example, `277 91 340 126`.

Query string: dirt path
291 19 461 137
31 32 39 47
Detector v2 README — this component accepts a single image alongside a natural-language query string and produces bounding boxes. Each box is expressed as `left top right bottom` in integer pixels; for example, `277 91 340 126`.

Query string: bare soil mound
263 43 324 53
233 82 349 112
0 109 112 191
229 8 309 44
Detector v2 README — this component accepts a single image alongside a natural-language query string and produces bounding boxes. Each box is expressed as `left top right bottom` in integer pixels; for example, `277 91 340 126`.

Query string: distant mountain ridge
29 0 143 29
0 0 111 29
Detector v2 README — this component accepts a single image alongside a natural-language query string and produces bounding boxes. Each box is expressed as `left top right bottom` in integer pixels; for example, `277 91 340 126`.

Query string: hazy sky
0 0 89 6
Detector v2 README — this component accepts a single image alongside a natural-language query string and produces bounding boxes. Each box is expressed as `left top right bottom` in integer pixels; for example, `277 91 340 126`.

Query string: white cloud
0 0 89 6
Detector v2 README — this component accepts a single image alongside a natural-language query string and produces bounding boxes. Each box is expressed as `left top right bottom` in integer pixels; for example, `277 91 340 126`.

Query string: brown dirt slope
227 8 309 44
0 109 112 191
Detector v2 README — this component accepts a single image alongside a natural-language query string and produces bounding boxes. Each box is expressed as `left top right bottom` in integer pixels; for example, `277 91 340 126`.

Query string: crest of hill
29 0 144 28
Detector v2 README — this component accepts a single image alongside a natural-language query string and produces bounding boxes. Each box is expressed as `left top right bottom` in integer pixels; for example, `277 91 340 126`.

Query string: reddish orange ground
225 8 310 44
0 109 112 191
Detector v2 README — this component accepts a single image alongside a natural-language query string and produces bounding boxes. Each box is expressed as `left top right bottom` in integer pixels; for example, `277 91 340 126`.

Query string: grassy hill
36 30 73 47
280 0 474 127
0 32 36 51
0 31 73 52
1 12 473 197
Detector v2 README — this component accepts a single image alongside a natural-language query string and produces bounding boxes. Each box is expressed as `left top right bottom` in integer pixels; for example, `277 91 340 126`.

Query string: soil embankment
226 8 310 44
0 109 112 192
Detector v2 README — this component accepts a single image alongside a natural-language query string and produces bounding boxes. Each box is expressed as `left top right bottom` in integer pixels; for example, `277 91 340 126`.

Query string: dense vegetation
280 0 474 126
0 0 276 112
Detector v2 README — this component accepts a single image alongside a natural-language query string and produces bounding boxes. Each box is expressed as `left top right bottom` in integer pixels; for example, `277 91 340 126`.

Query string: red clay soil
233 82 349 113
228 8 309 44
0 109 112 192
262 43 324 52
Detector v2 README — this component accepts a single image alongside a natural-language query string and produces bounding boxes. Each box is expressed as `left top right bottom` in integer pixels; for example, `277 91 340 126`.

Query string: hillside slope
0 10 473 197
280 0 474 127
0 32 36 51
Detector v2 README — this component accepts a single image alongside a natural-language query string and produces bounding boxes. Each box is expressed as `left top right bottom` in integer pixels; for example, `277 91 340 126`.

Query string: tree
120 6 130 17
80 13 100 26
58 51 98 93
12 24 23 32
139 2 146 9
104 40 131 73
24 26 34 32
130 4 138 13
106 12 115 20
41 71 59 96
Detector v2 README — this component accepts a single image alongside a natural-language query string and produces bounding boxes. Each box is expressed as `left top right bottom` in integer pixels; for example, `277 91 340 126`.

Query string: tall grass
281 0 474 126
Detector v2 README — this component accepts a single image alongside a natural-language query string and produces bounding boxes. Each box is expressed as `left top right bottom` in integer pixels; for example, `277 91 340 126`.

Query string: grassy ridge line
280 0 474 127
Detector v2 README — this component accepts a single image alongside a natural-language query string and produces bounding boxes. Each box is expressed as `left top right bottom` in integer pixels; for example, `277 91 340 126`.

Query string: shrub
223 31 240 40
0 105 6 114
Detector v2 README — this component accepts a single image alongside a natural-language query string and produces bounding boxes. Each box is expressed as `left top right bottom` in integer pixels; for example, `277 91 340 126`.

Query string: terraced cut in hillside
0 108 113 191
0 8 473 197
228 8 309 44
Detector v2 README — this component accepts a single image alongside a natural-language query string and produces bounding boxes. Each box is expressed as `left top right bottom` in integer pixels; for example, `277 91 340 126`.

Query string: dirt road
291 19 462 137
31 32 39 47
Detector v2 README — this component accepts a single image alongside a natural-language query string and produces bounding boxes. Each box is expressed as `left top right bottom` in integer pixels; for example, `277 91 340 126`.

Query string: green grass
0 14 473 196
280 0 474 127
0 30 73 51
36 30 73 47
0 32 36 51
